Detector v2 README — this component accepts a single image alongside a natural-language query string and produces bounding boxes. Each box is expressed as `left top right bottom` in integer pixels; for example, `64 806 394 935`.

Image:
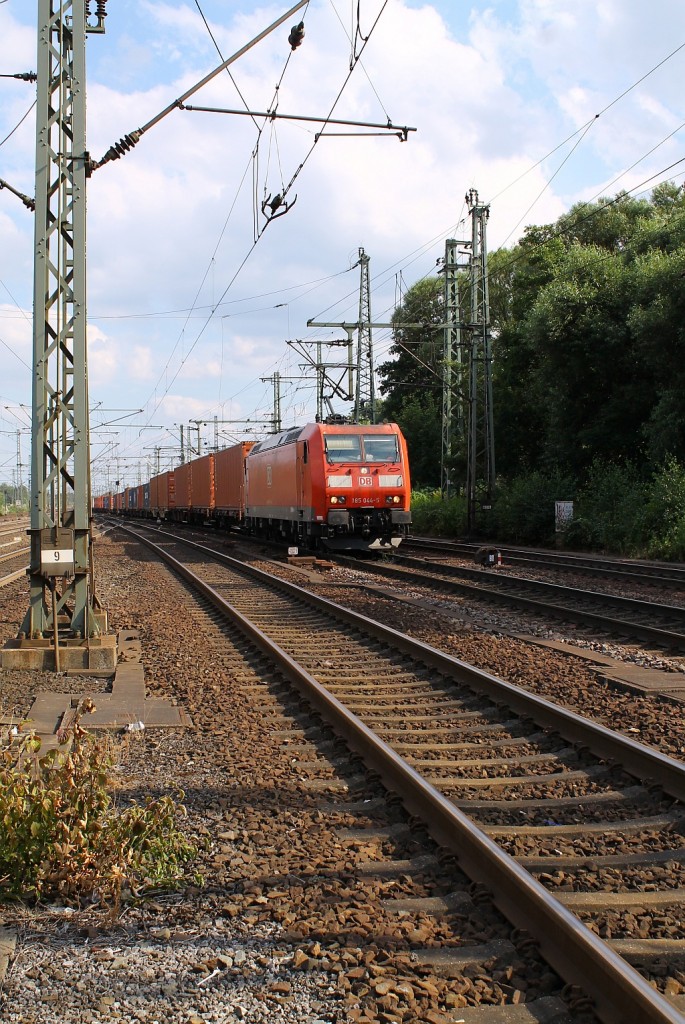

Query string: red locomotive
245 422 411 550
97 422 411 552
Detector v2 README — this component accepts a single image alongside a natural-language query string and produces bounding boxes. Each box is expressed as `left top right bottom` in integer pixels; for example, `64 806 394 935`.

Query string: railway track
406 537 685 590
0 546 29 587
339 551 685 651
117 520 685 1023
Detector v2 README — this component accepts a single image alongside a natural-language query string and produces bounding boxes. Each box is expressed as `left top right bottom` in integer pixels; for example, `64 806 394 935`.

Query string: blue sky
1 0 684 492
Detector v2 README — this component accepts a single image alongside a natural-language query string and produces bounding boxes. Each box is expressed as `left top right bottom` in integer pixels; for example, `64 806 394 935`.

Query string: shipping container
174 462 193 512
188 453 215 513
214 442 253 521
150 471 176 515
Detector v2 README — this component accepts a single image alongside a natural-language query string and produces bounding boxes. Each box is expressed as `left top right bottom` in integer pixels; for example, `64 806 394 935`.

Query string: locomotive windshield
362 434 399 462
324 433 399 463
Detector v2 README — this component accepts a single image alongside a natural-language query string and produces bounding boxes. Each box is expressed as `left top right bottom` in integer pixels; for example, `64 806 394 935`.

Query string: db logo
358 476 373 487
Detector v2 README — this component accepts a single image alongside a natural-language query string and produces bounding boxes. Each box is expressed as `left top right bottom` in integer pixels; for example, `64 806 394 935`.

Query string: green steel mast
11 1 112 669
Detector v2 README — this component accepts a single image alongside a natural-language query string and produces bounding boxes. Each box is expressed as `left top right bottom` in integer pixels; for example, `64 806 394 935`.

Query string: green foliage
394 395 442 489
492 470 575 544
643 458 685 559
562 461 648 553
0 483 28 513
411 490 467 535
390 187 685 547
410 457 685 560
489 187 685 480
378 277 444 421
0 703 198 908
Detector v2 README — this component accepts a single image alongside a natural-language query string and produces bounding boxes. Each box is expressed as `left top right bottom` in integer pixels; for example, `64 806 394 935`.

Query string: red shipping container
189 453 215 511
174 463 192 511
151 471 176 513
215 442 253 517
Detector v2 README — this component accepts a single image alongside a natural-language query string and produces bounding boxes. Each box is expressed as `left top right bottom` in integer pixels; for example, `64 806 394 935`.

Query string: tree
377 277 444 419
386 187 685 492
377 278 445 488
493 187 685 479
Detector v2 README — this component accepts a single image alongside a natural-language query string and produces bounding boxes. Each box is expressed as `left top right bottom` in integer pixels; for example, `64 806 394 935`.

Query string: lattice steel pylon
465 189 495 534
440 238 467 497
354 247 375 424
3 1 115 672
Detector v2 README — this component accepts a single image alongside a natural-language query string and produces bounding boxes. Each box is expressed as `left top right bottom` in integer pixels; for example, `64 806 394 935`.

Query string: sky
1 0 684 494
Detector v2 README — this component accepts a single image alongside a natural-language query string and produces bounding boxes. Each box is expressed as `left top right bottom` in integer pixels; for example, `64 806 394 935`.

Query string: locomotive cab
316 425 411 551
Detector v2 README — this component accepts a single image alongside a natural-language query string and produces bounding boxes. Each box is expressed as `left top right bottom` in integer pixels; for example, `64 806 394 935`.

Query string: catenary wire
121 2 387 454
0 99 35 149
193 0 260 131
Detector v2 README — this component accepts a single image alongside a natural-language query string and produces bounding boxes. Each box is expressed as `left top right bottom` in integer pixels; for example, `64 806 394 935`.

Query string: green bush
411 490 467 535
0 701 198 909
569 460 648 553
410 460 685 559
644 458 685 558
492 470 575 545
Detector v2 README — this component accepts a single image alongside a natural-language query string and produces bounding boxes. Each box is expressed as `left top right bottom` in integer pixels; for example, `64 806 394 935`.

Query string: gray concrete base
1 632 118 672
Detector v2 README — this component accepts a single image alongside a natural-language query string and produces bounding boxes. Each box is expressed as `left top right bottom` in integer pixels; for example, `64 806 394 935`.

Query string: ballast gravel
2 531 682 1023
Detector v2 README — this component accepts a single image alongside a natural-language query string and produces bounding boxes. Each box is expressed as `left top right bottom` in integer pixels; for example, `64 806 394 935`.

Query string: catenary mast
465 188 495 533
3 1 114 671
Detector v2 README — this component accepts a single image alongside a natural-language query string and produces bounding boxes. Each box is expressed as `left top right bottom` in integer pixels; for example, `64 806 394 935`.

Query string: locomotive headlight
338 496 346 504
393 495 401 504
330 496 338 504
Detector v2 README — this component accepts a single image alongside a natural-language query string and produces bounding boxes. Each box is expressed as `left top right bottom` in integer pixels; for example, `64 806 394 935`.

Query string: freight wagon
150 472 176 520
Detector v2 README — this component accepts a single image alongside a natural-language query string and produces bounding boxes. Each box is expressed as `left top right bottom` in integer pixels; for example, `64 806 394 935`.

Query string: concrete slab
446 999 573 1023
515 634 685 703
16 629 190 746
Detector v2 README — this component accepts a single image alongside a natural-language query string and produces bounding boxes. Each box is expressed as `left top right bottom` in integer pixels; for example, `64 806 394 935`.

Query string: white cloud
87 325 118 386
131 345 163 381
159 393 220 420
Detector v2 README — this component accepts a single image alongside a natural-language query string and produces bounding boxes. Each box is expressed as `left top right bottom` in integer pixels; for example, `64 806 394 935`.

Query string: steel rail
0 546 30 564
0 568 26 587
337 552 685 650
117 521 685 1024
0 526 28 540
391 553 685 618
406 537 685 586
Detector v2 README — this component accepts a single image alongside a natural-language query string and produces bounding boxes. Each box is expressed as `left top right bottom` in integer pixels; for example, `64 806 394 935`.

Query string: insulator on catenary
97 0 108 18
100 130 142 166
288 21 305 50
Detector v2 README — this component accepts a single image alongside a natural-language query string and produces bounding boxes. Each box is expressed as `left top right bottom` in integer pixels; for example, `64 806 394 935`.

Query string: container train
95 422 412 551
